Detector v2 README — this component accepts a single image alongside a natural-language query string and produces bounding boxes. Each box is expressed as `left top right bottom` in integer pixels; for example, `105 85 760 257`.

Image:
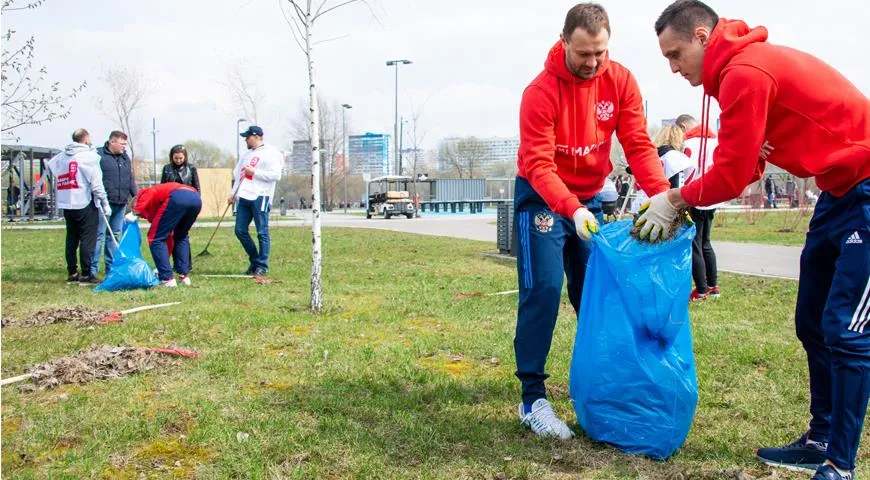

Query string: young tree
1 0 87 140
279 0 374 313
438 137 488 179
226 65 263 124
97 66 149 161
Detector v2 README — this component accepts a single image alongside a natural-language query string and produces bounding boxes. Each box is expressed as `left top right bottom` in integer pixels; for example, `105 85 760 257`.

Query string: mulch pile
17 345 191 392
3 306 113 328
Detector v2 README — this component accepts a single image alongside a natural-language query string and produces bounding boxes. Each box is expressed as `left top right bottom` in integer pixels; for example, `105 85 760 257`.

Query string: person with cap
47 128 111 284
129 182 202 287
229 125 283 277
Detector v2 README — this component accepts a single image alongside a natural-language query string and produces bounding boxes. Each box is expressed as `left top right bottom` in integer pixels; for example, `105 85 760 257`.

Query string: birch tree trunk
305 9 324 313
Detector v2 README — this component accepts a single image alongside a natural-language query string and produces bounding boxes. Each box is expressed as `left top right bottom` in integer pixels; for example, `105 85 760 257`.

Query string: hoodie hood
684 125 717 140
64 142 93 156
702 18 768 97
544 41 610 83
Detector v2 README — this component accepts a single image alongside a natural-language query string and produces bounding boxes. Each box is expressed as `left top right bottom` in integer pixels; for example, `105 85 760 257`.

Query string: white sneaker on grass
180 275 191 286
518 398 575 440
160 278 177 287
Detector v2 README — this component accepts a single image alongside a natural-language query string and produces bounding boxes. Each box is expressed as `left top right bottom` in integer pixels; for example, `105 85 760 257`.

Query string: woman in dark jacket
161 145 200 192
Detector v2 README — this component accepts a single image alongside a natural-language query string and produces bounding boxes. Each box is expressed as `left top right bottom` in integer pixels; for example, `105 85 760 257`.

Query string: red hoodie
518 41 669 218
134 182 197 244
682 19 870 206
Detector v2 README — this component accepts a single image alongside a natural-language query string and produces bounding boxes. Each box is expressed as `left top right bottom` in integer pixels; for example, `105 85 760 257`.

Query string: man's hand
242 165 256 179
572 207 599 241
99 198 111 218
124 212 137 222
635 189 681 242
227 195 235 205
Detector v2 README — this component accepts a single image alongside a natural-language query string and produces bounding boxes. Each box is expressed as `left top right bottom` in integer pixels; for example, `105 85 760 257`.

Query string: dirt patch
17 345 193 392
5 306 113 328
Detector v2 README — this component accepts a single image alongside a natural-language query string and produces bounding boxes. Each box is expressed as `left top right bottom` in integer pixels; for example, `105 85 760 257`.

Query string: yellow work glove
572 207 599 241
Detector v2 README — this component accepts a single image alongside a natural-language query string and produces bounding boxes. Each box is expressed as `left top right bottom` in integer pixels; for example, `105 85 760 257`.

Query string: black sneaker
253 268 267 278
77 275 102 285
813 464 854 480
66 273 80 282
757 432 827 473
244 266 256 275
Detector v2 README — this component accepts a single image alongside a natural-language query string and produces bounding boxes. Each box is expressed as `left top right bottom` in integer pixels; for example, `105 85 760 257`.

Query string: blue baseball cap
240 125 264 137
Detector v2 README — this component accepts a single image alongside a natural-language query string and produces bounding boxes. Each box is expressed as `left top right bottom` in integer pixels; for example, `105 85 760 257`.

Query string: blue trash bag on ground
94 219 159 292
569 219 698 460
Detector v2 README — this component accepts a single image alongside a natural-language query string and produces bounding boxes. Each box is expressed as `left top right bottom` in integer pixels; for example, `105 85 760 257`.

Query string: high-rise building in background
348 132 392 177
288 139 333 176
436 136 519 176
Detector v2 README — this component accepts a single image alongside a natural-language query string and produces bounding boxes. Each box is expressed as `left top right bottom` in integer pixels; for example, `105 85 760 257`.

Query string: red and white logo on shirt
596 101 614 121
56 161 80 190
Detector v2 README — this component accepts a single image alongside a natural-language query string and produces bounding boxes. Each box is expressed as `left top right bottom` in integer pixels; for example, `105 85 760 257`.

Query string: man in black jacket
90 130 138 276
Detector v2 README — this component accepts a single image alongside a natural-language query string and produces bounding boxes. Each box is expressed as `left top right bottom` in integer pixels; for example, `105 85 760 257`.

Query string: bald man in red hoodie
513 2 669 440
642 2 870 478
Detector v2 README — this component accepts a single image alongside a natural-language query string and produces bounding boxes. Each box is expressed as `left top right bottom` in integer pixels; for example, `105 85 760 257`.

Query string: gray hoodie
48 143 109 210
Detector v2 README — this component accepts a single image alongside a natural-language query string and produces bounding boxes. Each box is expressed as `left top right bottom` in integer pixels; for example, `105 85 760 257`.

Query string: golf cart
366 175 415 219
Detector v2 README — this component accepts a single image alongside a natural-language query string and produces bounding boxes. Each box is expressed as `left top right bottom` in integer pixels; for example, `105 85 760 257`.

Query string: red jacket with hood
134 182 197 245
682 19 870 206
518 41 669 218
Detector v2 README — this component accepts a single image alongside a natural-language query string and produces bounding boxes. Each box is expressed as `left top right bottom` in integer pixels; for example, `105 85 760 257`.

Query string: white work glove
99 198 111 218
572 207 599 241
125 212 137 222
635 191 679 242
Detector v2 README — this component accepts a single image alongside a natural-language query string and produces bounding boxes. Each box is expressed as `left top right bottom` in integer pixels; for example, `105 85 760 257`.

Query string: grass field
1 225 865 479
710 210 812 247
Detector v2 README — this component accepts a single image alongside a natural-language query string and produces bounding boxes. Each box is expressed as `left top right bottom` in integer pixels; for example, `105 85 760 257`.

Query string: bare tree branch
2 4 87 140
314 0 359 21
97 66 149 160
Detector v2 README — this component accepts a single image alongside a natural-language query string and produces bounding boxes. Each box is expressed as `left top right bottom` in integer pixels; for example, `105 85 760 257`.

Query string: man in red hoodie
131 182 202 288
513 3 670 440
643 2 870 478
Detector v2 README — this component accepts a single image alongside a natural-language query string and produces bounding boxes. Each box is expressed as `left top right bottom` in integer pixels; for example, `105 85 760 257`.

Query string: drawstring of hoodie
572 77 577 174
698 93 712 203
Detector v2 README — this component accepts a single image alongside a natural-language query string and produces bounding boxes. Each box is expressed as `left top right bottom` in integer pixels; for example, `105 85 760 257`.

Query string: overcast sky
4 0 867 157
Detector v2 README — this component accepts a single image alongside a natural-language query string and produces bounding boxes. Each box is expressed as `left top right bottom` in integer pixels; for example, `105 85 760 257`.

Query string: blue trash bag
569 219 698 460
94 219 159 292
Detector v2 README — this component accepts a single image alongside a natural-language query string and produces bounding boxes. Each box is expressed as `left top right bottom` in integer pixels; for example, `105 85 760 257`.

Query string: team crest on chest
534 212 555 233
596 100 614 121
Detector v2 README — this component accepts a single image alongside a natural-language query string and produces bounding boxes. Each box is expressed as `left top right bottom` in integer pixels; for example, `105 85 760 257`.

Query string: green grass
710 210 812 247
1 226 866 478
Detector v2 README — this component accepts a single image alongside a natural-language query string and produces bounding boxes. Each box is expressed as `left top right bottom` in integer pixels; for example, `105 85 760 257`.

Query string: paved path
3 211 801 280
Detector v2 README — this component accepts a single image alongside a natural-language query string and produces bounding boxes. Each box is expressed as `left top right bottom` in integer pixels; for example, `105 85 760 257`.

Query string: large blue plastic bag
94 219 159 292
569 220 698 460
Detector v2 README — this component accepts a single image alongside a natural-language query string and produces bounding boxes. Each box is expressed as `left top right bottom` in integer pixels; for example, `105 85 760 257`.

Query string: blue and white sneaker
756 431 827 472
813 464 854 480
517 398 574 440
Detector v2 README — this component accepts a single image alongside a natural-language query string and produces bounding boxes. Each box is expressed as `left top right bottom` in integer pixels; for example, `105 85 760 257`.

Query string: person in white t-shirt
229 125 283 277
679 114 722 301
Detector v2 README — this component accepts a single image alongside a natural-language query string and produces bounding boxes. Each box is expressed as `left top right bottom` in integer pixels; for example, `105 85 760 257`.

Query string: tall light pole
341 103 352 214
236 118 247 167
151 117 158 183
386 59 412 176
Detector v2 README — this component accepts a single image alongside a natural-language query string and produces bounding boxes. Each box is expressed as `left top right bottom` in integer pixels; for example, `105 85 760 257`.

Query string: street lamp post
236 118 248 167
341 103 352 214
386 59 412 176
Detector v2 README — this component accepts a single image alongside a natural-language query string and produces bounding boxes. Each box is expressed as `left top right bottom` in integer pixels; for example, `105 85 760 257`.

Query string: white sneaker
518 398 575 440
180 275 191 286
161 278 177 287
